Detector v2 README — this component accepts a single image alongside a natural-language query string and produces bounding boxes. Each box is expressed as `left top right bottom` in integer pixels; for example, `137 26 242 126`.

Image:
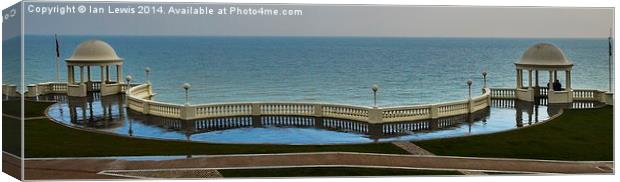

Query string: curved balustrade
489 88 516 99
489 87 613 104
11 80 613 124
126 83 494 124
572 89 607 101
19 81 141 98
260 103 315 116
381 106 431 122
322 104 370 121
436 100 469 118
148 101 183 118
24 82 68 97
195 104 253 118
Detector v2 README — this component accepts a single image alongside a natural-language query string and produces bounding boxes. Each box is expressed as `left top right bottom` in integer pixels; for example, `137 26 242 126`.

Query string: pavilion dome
66 40 123 63
515 43 572 68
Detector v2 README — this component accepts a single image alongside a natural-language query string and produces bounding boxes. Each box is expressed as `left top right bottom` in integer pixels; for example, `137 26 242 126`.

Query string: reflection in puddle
44 94 602 144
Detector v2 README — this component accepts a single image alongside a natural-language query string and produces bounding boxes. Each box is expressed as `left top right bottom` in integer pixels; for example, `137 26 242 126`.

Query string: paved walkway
392 141 487 175
2 153 22 180
392 141 435 155
21 152 613 180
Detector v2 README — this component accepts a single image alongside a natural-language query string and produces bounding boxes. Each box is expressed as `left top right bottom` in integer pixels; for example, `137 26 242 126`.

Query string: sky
7 2 616 38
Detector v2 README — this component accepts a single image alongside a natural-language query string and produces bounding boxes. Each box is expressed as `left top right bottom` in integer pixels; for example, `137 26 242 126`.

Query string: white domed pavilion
65 40 125 97
514 43 573 103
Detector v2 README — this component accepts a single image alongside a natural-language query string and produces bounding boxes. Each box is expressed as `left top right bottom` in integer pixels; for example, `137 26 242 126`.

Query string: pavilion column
67 66 72 84
520 69 524 88
548 71 553 92
79 66 84 84
553 70 557 82
87 66 91 82
535 70 539 87
71 66 75 84
566 70 571 90
516 69 521 89
72 66 76 84
528 69 532 88
116 65 121 83
520 69 525 88
100 66 105 84
106 66 110 83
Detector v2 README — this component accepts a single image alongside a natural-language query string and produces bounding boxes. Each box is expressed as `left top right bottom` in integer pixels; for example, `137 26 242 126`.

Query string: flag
609 38 612 57
55 34 60 58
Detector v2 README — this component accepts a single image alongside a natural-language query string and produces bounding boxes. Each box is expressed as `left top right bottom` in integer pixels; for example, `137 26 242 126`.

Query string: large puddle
43 94 600 144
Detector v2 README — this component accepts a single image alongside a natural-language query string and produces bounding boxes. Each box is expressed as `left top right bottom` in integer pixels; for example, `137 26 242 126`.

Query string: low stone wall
126 84 492 123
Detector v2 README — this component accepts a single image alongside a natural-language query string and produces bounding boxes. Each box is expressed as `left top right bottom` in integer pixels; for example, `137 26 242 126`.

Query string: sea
15 35 613 106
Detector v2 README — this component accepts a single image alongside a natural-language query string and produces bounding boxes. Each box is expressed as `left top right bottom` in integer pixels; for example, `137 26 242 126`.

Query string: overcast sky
12 2 616 38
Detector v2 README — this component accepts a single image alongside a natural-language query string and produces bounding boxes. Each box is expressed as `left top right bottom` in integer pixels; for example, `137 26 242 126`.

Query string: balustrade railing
539 87 548 96
195 104 253 118
323 104 370 122
20 81 145 97
148 101 183 118
87 81 102 91
436 101 469 118
489 87 609 102
381 106 431 122
489 88 516 99
14 80 614 123
572 89 603 101
126 84 493 123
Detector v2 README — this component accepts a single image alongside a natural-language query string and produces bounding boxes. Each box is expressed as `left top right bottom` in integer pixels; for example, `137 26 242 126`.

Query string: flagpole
55 34 60 82
609 28 613 92
56 56 60 82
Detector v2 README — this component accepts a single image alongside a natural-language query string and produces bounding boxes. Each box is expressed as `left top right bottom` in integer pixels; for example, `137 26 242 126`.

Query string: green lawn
1 100 28 157
415 106 614 161
218 167 462 177
2 116 21 157
3 100 52 118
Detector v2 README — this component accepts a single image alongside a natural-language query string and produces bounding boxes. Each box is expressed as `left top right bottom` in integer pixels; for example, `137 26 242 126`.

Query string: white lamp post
145 67 151 84
125 75 132 93
372 84 379 107
467 79 473 114
183 83 191 105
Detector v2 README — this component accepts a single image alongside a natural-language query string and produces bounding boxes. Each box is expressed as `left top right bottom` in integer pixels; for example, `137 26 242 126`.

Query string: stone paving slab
102 169 223 179
391 141 435 156
391 141 486 175
2 152 22 180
